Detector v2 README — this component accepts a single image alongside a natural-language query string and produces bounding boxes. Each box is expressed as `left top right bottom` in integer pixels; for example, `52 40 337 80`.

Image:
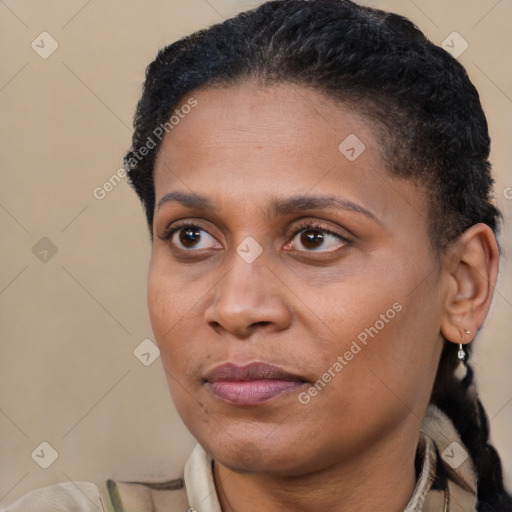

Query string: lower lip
207 379 306 405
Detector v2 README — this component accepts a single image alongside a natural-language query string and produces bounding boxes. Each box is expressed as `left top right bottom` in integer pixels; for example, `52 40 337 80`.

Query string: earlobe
457 329 471 363
439 223 500 345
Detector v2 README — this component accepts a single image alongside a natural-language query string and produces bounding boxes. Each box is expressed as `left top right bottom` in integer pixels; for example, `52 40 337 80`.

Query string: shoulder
99 475 189 511
418 403 478 511
0 476 189 512
0 481 103 512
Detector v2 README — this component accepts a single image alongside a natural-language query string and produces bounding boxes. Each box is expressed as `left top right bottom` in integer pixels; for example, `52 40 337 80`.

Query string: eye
286 223 348 253
164 223 222 251
158 221 348 255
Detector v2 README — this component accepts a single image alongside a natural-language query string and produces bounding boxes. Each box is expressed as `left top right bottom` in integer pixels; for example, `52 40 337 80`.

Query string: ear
440 223 500 345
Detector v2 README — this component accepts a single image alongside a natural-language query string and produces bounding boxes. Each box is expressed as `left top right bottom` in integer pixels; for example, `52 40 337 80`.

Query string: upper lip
204 362 307 383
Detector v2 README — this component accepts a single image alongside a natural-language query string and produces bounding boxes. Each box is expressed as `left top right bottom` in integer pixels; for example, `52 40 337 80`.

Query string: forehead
152 82 426 229
155 82 383 182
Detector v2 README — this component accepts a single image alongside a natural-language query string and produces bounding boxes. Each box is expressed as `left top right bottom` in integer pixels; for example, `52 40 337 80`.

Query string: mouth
203 362 308 406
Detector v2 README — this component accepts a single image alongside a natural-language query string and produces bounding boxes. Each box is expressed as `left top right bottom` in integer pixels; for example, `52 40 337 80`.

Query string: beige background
1 0 511 506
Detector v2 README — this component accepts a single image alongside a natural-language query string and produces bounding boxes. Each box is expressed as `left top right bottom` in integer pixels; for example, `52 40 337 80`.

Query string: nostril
250 321 271 328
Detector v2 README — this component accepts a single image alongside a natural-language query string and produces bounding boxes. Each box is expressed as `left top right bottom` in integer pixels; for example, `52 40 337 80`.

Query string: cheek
326 299 441 423
147 270 203 416
147 252 197 339
147 254 213 391
147 257 190 365
298 263 442 415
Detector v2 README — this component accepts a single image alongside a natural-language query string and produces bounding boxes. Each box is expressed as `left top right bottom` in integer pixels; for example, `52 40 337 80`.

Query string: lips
204 362 308 406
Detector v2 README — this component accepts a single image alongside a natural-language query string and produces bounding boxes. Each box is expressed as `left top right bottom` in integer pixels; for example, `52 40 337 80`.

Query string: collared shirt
0 404 478 512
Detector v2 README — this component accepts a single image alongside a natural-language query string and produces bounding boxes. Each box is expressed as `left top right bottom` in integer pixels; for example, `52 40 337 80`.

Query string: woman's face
148 82 447 475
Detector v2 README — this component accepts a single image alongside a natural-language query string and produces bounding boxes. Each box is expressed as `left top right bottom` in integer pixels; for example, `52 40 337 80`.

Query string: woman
3 0 511 510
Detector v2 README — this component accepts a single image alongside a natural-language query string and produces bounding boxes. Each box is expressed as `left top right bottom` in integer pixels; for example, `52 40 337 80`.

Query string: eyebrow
156 191 377 221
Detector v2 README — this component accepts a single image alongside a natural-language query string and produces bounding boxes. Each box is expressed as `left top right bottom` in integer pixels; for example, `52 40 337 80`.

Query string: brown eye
288 225 347 253
168 225 221 251
179 227 202 248
300 230 325 249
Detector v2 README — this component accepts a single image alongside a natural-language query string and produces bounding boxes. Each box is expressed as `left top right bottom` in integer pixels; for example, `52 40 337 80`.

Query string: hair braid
431 343 512 510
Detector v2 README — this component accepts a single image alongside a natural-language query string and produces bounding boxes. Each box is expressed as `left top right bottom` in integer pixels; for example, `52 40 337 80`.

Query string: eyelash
158 220 350 253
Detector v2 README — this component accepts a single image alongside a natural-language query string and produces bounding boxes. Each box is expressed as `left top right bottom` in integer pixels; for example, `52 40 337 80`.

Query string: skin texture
148 82 499 511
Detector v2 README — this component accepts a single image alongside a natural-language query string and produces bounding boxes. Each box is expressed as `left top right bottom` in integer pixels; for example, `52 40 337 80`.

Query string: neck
213 423 419 512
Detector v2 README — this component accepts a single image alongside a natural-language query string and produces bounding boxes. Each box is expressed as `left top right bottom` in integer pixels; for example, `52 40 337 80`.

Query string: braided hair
124 0 511 508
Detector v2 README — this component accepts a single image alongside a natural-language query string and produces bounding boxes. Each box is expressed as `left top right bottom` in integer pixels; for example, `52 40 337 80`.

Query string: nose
204 252 292 339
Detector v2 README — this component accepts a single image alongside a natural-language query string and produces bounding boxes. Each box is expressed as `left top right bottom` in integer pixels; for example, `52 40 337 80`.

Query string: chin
201 432 320 476
217 450 291 474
